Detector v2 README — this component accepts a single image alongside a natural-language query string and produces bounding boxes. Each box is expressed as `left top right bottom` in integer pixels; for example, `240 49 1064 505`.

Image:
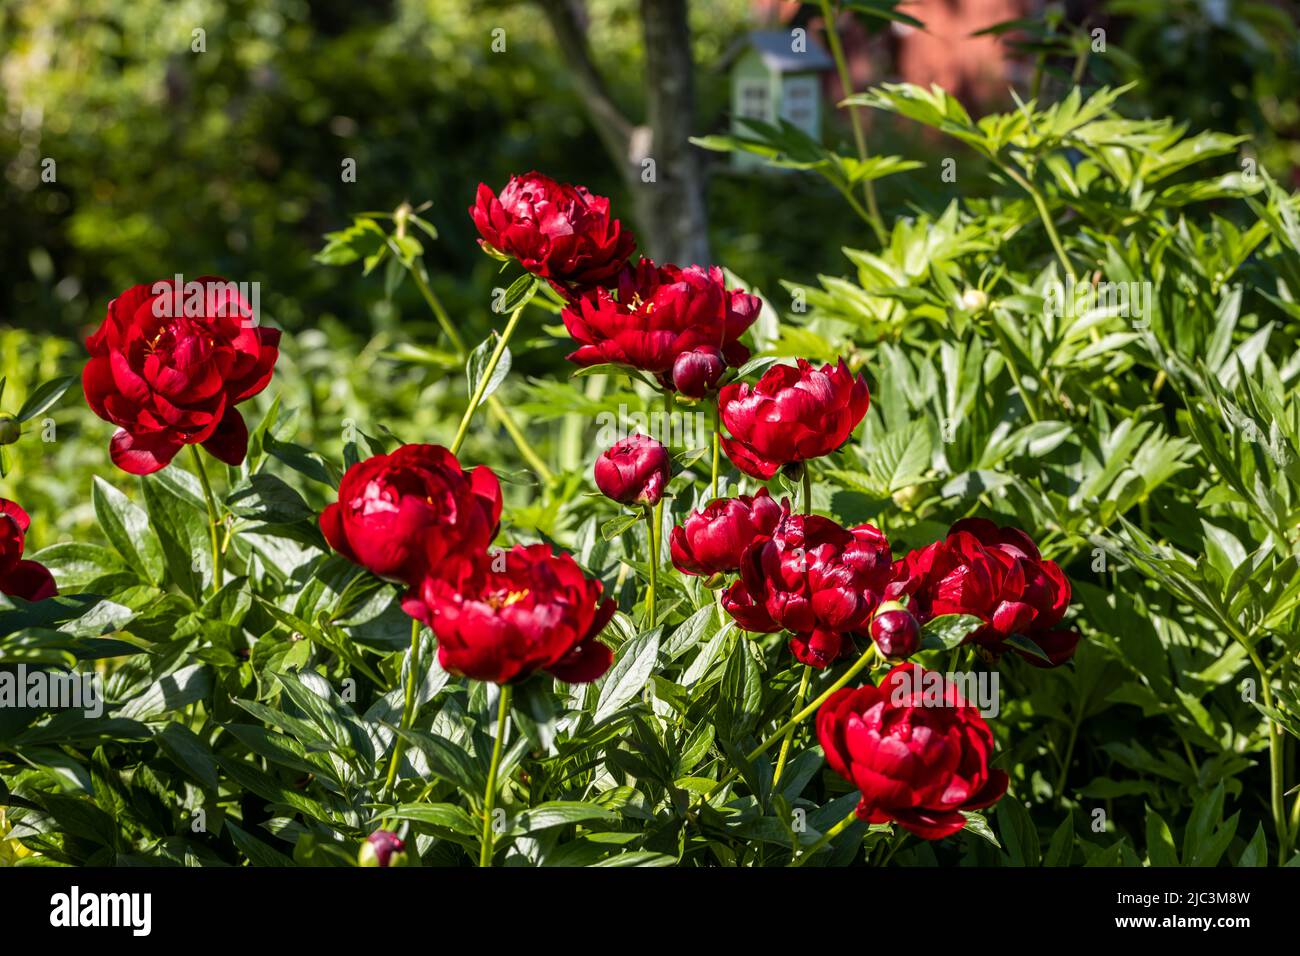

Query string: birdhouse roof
721 30 835 74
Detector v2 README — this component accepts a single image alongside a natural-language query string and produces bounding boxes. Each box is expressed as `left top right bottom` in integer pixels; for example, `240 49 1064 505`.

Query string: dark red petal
319 502 357 563
547 638 613 684
1 559 58 602
0 499 31 534
719 434 781 480
200 408 250 466
109 429 182 475
888 807 970 840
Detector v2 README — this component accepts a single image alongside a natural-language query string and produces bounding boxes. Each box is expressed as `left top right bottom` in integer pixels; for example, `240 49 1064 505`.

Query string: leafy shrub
2 82 1299 869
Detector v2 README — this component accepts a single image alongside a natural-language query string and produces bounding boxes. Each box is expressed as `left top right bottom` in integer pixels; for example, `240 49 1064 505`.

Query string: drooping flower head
470 172 635 287
321 444 502 586
722 513 892 668
817 664 1009 839
718 358 869 480
887 518 1079 667
403 544 615 685
82 277 281 474
669 488 786 577
562 260 759 390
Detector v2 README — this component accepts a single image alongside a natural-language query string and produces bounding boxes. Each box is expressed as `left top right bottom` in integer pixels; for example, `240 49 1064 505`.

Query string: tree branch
536 0 635 174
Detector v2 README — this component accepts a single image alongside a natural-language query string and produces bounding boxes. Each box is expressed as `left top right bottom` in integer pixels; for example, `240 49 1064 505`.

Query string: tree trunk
537 0 711 266
634 0 711 266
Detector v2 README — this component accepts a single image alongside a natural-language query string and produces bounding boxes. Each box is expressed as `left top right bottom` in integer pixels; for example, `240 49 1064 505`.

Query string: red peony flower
594 433 670 507
718 359 869 480
561 260 759 387
722 513 892 668
669 488 785 576
321 444 502 586
0 499 57 602
886 518 1079 667
470 172 635 287
82 277 280 475
817 664 1008 839
402 544 615 685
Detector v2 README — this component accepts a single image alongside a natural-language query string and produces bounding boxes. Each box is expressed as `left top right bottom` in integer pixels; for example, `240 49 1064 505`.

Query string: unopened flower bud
359 829 407 867
0 416 20 445
870 600 920 659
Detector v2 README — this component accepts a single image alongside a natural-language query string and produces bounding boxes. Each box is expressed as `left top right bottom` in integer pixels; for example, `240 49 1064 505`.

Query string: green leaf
601 513 641 541
226 820 296 867
506 801 616 836
16 375 76 422
388 803 478 835
960 811 1001 848
1043 813 1075 866
118 664 212 721
142 472 213 599
157 723 219 790
466 334 512 407
716 638 762 742
494 274 539 314
394 727 485 795
1001 632 1054 664
92 477 165 585
1238 824 1268 867
919 613 983 651
997 796 1041 866
594 628 660 723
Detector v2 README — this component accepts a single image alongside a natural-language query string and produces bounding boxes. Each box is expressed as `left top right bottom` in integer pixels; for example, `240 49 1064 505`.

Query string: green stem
711 404 721 500
410 265 551 481
801 464 812 515
645 505 659 627
410 264 468 355
383 617 423 799
491 398 553 483
479 684 512 868
188 446 223 596
702 643 880 803
773 665 813 787
1053 717 1079 808
1002 164 1074 281
818 0 886 245
450 303 526 456
1246 644 1291 861
790 809 857 867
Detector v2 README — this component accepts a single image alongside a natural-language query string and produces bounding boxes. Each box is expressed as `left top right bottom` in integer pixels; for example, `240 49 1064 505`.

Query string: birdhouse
721 30 835 170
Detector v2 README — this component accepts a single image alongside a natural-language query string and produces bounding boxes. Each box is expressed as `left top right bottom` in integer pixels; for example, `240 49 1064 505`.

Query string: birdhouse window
780 76 820 137
738 79 770 121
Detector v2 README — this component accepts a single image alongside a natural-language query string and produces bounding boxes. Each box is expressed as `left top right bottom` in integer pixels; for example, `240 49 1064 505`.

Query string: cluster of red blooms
320 443 616 685
64 171 1084 843
475 174 1080 837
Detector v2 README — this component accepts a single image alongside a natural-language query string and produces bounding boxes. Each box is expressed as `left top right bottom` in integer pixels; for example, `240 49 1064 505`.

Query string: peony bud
0 417 19 446
670 347 726 398
870 600 920 659
359 829 407 867
960 288 988 312
594 434 670 507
